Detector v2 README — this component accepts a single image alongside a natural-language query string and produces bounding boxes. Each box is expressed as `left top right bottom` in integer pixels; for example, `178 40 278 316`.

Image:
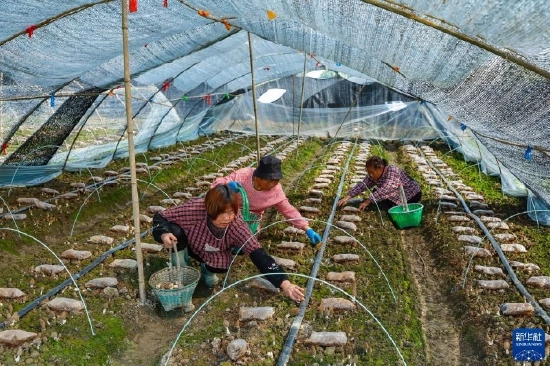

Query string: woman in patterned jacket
152 184 305 303
337 155 421 211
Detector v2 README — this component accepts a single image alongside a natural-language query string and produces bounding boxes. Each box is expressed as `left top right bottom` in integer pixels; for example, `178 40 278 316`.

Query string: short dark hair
365 156 388 170
204 185 239 219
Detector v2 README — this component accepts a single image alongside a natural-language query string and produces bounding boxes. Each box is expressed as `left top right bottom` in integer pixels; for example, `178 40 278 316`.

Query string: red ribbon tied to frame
1 143 8 155
129 0 138 13
26 25 37 38
161 80 170 92
203 95 212 105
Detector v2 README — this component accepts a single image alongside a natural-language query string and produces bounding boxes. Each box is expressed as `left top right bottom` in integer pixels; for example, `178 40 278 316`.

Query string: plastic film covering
527 191 550 226
0 0 547 215
4 87 105 166
419 59 550 205
201 76 439 141
425 105 529 198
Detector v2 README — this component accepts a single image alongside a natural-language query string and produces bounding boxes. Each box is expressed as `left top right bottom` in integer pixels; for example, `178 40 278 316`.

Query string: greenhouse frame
0 0 549 222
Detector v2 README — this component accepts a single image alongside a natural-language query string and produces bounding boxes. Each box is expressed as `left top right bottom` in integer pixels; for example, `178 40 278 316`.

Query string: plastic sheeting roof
2 1 548 86
0 0 549 208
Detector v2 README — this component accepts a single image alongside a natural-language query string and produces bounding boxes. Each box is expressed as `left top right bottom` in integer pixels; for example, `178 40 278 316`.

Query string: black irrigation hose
0 231 148 330
419 149 550 325
277 139 358 365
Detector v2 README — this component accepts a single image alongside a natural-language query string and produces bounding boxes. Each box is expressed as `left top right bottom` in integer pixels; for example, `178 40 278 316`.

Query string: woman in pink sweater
212 155 322 246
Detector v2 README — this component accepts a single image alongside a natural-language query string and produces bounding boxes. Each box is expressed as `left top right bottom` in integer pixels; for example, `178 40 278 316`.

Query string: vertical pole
296 52 307 158
121 0 146 303
0 70 3 139
248 32 261 163
292 75 295 136
472 133 483 182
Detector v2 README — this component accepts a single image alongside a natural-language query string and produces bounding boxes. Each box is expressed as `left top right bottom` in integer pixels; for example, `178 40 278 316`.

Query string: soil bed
0 135 548 365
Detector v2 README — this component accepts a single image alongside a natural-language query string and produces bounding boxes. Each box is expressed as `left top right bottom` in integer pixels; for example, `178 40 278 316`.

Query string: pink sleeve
211 170 239 189
274 196 309 230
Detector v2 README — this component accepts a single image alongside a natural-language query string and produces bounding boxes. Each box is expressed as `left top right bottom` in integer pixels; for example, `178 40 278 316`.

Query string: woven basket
238 186 260 233
388 203 424 229
149 263 200 311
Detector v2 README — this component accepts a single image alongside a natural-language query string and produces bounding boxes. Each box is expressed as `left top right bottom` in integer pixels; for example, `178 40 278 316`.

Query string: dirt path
109 301 190 366
400 229 465 366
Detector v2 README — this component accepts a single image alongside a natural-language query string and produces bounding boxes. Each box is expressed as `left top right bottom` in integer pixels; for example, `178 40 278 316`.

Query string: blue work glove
305 228 322 245
228 181 241 193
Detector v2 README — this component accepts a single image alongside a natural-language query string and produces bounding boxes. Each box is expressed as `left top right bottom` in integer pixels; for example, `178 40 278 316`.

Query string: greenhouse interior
0 0 550 365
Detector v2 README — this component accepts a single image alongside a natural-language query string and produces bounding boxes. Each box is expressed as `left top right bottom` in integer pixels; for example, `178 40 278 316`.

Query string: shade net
0 0 548 213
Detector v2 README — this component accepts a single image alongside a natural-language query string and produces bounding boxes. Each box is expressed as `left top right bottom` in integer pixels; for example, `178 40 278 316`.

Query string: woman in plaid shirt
152 184 305 303
337 156 421 211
